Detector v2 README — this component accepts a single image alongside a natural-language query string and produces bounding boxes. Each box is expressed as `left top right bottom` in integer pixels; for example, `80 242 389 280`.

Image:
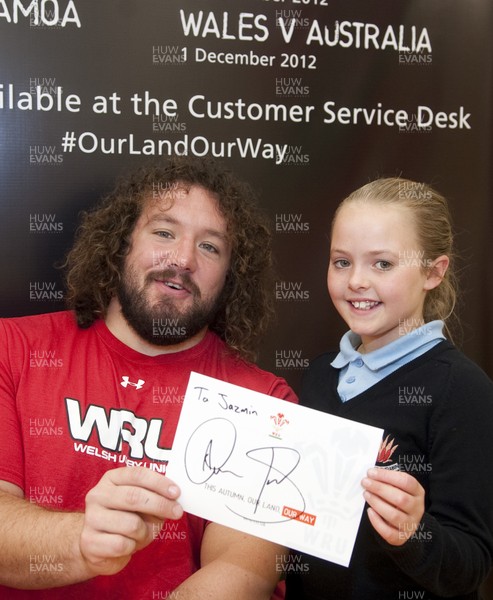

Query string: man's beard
117 265 225 347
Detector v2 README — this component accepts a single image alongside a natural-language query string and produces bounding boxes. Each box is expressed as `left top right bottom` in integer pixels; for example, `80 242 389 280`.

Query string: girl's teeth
351 301 378 310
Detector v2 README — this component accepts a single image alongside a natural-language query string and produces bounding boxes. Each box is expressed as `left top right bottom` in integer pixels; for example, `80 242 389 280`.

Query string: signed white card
166 372 383 567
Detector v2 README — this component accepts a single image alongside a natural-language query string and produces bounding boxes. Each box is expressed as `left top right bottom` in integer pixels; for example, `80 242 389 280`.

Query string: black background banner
0 8 491 385
1 0 493 593
1 0 492 384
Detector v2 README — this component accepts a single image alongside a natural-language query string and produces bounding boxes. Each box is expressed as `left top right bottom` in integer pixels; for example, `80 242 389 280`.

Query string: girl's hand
361 467 425 546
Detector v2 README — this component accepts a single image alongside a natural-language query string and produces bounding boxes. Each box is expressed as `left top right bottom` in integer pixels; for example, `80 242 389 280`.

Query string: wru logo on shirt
65 398 170 463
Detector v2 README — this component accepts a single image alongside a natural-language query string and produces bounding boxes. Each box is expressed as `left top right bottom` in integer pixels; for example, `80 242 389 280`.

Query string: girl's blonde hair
333 177 458 340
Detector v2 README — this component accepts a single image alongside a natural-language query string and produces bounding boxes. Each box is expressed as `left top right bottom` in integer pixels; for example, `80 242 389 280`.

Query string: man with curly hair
0 157 296 599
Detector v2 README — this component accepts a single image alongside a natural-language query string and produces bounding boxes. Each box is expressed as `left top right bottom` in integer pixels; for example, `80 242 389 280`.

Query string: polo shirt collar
331 320 445 371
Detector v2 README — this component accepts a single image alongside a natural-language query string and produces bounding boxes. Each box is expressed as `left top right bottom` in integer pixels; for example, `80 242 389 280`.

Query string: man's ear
424 255 449 291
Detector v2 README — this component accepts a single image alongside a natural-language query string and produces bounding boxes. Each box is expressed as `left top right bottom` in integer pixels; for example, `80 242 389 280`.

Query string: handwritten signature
183 418 305 523
184 418 243 484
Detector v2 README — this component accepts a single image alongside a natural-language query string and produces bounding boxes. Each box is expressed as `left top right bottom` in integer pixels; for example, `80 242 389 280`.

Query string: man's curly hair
64 156 274 361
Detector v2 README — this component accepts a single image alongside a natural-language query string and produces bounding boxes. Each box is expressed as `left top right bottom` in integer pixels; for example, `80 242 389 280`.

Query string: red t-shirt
0 311 297 599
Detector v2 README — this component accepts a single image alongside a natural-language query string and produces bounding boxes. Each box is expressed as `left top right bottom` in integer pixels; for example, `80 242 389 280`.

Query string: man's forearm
0 468 184 590
173 557 280 600
0 490 91 589
172 523 285 600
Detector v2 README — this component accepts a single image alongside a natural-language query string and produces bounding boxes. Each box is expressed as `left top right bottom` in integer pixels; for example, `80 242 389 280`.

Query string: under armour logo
120 376 145 390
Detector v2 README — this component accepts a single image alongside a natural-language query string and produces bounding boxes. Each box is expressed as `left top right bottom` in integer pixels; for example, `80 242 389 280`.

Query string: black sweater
286 340 493 599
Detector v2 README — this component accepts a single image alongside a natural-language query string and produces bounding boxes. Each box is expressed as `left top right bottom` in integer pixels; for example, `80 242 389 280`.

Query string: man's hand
79 467 183 575
362 467 425 546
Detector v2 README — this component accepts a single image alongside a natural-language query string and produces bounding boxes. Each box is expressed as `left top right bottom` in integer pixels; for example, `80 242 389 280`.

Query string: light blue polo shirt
331 320 445 402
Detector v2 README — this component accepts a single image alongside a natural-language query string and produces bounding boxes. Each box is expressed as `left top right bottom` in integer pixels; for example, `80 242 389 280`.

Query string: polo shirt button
346 376 356 384
355 359 364 367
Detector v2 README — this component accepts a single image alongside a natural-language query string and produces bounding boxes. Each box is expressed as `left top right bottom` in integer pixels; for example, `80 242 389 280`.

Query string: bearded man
0 157 296 599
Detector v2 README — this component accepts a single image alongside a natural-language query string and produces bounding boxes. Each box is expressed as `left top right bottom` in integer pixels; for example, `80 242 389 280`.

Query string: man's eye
200 243 218 254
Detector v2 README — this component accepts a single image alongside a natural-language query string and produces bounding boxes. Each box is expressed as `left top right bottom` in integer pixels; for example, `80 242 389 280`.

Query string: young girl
285 178 493 599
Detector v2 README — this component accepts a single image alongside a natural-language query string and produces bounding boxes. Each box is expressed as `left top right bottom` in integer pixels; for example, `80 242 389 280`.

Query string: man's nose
169 237 197 272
